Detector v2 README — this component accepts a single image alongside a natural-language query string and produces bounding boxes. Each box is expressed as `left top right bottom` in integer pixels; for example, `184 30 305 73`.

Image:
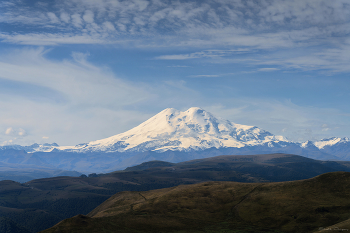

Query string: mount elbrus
42 107 289 153
1 107 350 174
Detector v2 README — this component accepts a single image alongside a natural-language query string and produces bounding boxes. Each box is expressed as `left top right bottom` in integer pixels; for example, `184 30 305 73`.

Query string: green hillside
2 153 350 232
41 172 350 233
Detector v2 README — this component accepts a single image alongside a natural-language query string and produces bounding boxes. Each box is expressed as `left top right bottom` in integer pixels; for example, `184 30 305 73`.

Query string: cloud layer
1 0 349 47
0 48 153 145
1 0 350 72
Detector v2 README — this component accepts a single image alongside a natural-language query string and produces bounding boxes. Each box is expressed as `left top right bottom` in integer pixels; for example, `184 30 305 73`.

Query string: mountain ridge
3 107 348 155
1 107 350 173
1 107 303 153
61 107 289 153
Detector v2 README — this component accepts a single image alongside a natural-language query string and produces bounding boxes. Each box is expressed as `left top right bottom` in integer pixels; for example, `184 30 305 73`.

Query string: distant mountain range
1 107 350 175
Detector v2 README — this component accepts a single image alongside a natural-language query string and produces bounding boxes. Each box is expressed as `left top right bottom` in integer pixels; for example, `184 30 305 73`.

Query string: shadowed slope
3 153 350 232
0 217 31 233
41 172 350 233
315 218 350 232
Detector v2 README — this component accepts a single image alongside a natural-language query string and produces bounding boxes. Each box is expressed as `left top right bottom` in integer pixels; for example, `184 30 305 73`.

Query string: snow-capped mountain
55 107 288 153
302 137 350 160
6 107 349 156
2 107 350 173
312 137 350 149
0 143 60 153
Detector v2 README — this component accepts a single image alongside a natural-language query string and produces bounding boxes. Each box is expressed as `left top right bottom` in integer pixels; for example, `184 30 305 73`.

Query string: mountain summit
5 107 349 163
67 107 288 153
2 107 350 173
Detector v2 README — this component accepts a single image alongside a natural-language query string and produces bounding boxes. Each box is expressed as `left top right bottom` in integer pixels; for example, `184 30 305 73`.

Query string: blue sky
0 0 350 146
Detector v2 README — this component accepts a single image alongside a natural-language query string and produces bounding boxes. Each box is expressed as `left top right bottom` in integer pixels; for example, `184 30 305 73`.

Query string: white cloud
321 124 330 132
0 0 349 75
258 68 279 72
0 33 112 46
0 48 153 145
156 50 248 60
154 40 350 73
47 12 60 24
1 1 349 34
5 127 13 135
259 44 350 73
190 75 220 78
60 12 70 23
18 128 26 136
2 139 13 145
0 1 15 7
71 51 90 63
5 127 26 137
0 48 150 107
102 21 116 31
156 54 197 60
133 0 149 11
83 10 94 23
71 13 83 28
166 65 190 68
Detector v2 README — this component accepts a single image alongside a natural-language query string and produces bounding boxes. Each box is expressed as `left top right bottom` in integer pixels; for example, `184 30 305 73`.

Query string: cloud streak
0 47 153 145
1 0 349 47
1 0 349 72
0 47 348 146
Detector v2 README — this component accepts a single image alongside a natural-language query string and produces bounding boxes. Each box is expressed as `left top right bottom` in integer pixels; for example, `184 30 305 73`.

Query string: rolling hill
2 153 350 232
41 171 350 233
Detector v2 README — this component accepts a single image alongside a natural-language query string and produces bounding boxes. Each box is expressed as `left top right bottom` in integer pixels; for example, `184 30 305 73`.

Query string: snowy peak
299 137 350 150
0 143 60 153
71 107 288 153
313 137 350 149
301 140 314 148
5 107 350 161
134 107 219 136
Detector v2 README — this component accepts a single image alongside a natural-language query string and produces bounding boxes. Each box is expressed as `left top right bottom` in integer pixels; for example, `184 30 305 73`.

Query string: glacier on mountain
313 137 350 149
48 107 289 153
2 107 349 157
1 107 350 173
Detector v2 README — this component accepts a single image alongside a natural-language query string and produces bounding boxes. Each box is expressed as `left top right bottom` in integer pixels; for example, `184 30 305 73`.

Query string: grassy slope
41 172 350 233
315 218 350 232
3 153 350 232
